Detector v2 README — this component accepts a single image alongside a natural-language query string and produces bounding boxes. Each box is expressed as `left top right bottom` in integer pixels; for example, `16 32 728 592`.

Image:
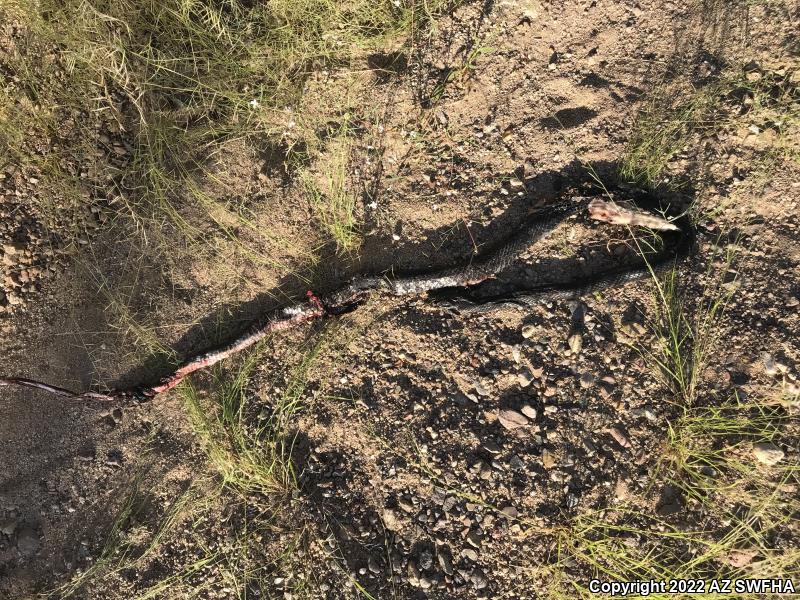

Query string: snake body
325 194 693 311
0 192 695 402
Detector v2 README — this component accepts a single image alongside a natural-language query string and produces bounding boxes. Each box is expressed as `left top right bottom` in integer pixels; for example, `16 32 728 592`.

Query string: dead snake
0 193 695 403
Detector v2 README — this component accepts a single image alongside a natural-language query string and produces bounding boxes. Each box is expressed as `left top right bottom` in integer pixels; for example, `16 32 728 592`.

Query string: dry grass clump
620 66 799 189
1 0 450 254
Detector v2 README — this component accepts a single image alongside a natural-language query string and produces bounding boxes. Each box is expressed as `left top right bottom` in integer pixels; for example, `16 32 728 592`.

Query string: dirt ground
1 0 799 598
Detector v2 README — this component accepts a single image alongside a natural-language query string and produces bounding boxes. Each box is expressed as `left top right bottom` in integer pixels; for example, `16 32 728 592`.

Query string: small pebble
0 518 17 536
541 449 556 469
752 442 784 466
470 568 488 590
438 548 454 575
368 556 380 574
498 409 529 430
607 426 631 448
500 506 519 519
568 332 583 354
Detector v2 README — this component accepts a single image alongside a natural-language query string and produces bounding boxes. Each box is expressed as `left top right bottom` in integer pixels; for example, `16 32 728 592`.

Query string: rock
442 497 457 512
500 505 518 519
521 324 537 339
407 562 421 586
461 548 478 561
579 372 594 388
541 449 556 469
438 548 454 575
466 531 482 548
520 404 537 420
498 409 528 430
511 346 522 363
398 498 415 513
614 478 629 501
508 455 525 470
0 518 17 536
700 465 717 478
418 549 434 571
482 440 502 454
471 460 493 480
470 568 488 590
368 556 380 574
607 426 631 448
473 381 490 397
567 332 583 354
752 442 784 466
383 509 402 531
16 527 39 556
631 407 656 422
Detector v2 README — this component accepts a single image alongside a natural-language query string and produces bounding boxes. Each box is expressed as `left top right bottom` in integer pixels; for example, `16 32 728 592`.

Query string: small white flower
249 98 260 108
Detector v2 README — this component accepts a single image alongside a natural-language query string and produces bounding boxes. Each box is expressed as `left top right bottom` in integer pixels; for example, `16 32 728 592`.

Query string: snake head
588 198 679 231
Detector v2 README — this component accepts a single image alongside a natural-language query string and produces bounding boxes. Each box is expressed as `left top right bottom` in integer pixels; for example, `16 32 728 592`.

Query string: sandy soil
1 0 798 598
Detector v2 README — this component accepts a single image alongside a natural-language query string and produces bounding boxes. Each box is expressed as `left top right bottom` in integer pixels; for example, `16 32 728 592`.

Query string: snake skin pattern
0 193 695 401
